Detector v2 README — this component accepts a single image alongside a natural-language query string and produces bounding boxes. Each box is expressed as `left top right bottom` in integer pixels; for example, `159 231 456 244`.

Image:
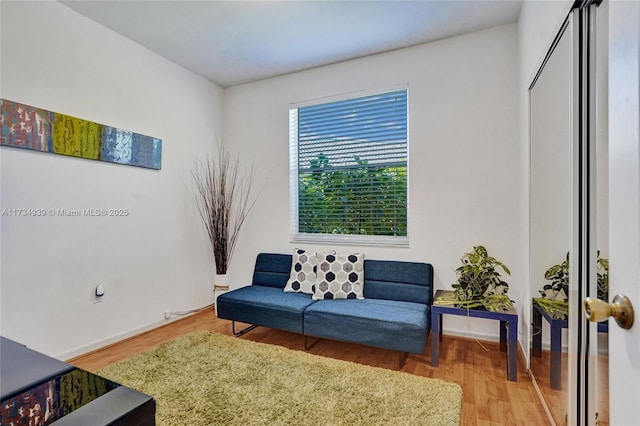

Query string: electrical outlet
164 310 172 319
94 285 105 304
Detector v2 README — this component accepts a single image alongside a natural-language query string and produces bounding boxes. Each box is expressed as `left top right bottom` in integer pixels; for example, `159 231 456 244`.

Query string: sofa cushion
313 253 365 300
216 285 314 334
303 299 429 354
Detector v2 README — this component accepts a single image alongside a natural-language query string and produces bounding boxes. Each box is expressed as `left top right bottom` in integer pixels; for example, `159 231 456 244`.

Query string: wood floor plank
67 309 552 425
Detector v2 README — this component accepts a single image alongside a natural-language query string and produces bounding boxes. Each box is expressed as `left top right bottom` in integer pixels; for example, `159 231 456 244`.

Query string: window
289 89 408 246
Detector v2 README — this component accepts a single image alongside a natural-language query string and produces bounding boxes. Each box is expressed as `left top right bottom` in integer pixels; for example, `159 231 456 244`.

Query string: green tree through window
291 90 408 241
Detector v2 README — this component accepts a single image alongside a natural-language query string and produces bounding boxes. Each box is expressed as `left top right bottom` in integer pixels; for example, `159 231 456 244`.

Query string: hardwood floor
530 350 568 425
530 348 609 426
68 309 551 425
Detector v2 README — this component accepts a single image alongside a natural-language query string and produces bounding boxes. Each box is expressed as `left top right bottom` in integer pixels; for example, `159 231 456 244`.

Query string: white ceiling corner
60 0 522 88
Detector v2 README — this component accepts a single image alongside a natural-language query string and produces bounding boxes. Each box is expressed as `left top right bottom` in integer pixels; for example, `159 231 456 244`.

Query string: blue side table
430 290 518 381
532 298 608 390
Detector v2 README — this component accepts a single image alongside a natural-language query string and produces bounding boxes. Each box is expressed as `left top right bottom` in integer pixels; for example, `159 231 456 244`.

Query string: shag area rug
97 331 462 425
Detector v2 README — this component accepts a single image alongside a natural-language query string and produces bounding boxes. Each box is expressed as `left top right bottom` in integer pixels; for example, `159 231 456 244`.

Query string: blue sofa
216 253 434 366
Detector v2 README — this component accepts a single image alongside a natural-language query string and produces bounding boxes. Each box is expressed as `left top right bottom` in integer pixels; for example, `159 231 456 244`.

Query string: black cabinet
1 337 155 425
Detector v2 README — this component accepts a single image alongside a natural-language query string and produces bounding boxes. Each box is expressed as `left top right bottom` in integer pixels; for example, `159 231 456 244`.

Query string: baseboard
58 318 170 361
528 368 557 426
440 328 502 343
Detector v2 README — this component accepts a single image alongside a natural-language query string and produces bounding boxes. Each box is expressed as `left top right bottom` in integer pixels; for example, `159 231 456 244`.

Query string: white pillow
283 248 318 295
313 252 365 300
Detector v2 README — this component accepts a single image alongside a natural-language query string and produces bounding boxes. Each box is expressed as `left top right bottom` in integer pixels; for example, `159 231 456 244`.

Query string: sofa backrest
252 253 292 288
252 253 434 306
363 259 433 305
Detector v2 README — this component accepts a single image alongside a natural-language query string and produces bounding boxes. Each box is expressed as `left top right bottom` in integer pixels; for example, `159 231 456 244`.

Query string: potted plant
536 251 608 317
437 245 512 312
536 252 569 317
191 141 265 300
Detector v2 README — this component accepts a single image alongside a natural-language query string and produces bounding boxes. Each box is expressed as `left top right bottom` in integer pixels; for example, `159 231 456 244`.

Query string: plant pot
214 273 229 292
213 274 228 313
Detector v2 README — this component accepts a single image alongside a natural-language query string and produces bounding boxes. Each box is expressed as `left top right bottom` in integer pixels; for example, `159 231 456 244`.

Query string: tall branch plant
191 142 263 275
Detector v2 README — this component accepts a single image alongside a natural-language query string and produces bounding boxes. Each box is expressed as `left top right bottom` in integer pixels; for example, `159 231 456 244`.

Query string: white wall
0 1 223 358
223 24 524 341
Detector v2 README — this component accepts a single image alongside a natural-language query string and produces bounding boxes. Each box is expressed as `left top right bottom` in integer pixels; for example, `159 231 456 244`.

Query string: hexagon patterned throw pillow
313 252 365 300
284 248 319 294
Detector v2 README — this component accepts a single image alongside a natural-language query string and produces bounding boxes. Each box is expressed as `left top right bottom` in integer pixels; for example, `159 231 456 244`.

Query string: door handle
583 295 634 329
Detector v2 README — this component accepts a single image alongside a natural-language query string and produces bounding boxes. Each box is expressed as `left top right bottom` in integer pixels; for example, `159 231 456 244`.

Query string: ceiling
61 0 522 88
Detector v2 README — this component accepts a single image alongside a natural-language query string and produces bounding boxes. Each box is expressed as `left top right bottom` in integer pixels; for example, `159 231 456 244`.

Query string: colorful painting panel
51 112 103 159
0 99 162 169
0 100 53 151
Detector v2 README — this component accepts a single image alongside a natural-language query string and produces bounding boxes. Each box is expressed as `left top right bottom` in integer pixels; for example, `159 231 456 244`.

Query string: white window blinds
290 89 408 243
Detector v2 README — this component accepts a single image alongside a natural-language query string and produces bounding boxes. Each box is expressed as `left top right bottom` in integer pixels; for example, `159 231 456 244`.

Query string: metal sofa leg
232 321 258 336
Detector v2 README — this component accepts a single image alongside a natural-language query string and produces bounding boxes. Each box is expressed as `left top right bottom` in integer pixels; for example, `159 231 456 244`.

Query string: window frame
289 87 410 247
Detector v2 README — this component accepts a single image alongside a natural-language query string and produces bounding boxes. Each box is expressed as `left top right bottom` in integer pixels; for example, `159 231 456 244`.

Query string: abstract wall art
0 99 162 170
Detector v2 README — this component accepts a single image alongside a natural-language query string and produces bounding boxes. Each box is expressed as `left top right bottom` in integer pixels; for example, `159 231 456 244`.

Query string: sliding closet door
529 3 612 424
528 12 575 425
574 3 611 424
529 15 574 423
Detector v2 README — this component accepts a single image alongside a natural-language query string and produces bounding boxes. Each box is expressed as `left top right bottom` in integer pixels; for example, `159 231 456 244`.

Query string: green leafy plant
597 253 609 301
298 153 407 236
536 252 569 317
536 251 609 317
451 245 511 306
540 252 569 302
